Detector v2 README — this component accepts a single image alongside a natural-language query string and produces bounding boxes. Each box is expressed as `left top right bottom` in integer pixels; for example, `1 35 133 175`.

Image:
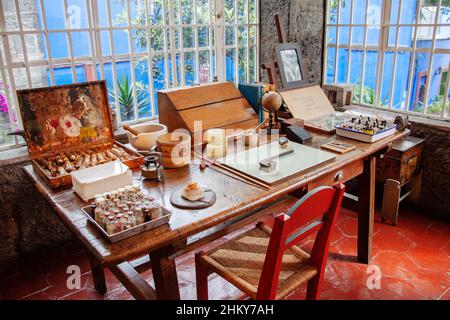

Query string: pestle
123 124 141 137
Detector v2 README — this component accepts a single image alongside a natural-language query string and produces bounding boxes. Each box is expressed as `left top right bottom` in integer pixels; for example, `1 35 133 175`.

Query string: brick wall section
260 0 324 84
410 122 450 219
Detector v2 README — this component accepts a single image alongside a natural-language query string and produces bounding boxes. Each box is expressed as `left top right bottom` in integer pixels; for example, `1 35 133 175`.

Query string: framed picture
275 43 309 89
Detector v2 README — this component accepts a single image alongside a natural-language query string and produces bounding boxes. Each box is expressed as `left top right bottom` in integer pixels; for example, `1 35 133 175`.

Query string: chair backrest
256 183 345 299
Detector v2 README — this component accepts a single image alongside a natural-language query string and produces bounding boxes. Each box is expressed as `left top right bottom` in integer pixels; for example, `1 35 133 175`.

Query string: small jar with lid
148 202 163 220
135 207 145 225
106 215 117 235
126 211 136 227
115 214 125 232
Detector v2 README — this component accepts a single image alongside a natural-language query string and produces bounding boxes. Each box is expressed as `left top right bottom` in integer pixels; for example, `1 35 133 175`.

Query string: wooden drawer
308 159 364 190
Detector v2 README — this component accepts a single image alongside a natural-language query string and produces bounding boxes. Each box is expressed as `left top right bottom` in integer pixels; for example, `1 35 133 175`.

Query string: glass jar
106 216 117 235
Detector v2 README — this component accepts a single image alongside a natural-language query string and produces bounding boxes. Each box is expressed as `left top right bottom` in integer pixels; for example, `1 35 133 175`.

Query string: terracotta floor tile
1 206 448 300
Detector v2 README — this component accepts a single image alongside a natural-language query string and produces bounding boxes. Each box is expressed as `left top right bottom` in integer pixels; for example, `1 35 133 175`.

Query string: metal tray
81 205 171 243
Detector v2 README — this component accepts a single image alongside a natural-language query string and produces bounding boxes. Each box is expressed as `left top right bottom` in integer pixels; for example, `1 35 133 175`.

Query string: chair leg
306 275 322 300
195 251 209 300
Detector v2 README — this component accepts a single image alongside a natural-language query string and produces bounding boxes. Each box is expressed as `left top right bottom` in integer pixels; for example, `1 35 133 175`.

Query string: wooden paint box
17 81 144 189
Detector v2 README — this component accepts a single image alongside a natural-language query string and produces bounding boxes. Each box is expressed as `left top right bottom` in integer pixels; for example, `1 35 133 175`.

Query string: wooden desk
23 130 408 300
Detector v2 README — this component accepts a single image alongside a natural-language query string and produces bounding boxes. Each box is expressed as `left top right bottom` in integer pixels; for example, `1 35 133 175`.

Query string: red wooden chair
195 183 345 300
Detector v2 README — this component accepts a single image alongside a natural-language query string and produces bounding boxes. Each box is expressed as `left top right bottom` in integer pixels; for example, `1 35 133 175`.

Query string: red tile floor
1 206 448 300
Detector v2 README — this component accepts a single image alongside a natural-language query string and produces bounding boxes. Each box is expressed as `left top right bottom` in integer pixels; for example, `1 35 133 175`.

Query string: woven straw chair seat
201 225 318 299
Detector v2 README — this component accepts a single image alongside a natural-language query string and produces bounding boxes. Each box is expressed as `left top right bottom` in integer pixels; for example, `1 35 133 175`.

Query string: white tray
335 125 397 143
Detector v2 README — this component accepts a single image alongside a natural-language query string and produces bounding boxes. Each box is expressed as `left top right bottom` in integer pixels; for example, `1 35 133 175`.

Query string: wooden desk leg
88 254 107 294
357 156 376 264
150 246 180 300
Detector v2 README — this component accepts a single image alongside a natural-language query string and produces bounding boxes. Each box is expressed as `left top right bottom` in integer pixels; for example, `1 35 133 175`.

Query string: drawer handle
335 171 344 181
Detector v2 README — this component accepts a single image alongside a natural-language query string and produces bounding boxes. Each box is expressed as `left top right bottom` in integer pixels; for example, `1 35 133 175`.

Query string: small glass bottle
106 216 117 235
115 214 125 232
135 206 145 225
127 211 136 227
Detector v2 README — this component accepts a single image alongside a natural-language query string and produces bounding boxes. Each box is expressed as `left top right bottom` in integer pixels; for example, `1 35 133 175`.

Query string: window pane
198 27 209 47
113 30 130 55
238 47 247 83
224 0 235 24
380 52 395 107
353 0 367 24
237 0 248 24
409 52 430 113
184 52 196 85
72 32 91 57
181 0 194 24
48 33 69 59
134 57 152 119
249 46 256 83
249 0 257 24
328 26 337 45
110 1 128 27
238 26 247 45
339 26 350 44
426 53 450 116
362 51 378 105
349 50 363 102
114 62 135 122
400 0 417 25
44 0 66 30
326 47 336 83
393 51 412 111
197 0 210 24
67 0 89 29
226 48 236 82
419 0 438 24
199 50 211 83
183 27 195 48
226 26 235 45
337 48 349 83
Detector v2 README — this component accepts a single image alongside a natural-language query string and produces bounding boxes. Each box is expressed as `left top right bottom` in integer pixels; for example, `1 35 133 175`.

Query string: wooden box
158 82 259 144
376 136 425 186
17 81 144 189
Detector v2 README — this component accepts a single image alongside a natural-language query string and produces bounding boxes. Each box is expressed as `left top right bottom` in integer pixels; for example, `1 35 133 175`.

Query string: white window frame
0 0 260 150
324 0 450 121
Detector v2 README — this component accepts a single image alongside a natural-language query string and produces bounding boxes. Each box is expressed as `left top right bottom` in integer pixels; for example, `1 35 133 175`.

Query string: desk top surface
23 130 408 266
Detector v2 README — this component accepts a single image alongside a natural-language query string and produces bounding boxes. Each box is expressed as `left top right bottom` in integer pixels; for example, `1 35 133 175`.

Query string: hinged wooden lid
159 82 243 111
17 81 114 158
279 85 335 121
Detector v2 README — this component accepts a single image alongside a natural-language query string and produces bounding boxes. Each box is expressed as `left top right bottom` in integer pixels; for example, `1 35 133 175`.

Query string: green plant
425 95 447 115
108 75 150 121
353 83 376 105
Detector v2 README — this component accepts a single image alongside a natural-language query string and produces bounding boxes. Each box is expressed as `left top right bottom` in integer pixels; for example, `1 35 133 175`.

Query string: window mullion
359 0 370 104
91 0 105 80
422 0 441 115
161 0 170 88
346 0 355 84
36 0 56 84
63 0 77 82
85 0 98 81
125 0 139 122
333 0 341 83
106 0 122 125
178 0 185 86
145 0 156 118
234 0 238 85
14 0 32 88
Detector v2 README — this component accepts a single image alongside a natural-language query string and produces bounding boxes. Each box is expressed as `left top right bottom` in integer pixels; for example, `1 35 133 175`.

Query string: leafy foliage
108 75 150 121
